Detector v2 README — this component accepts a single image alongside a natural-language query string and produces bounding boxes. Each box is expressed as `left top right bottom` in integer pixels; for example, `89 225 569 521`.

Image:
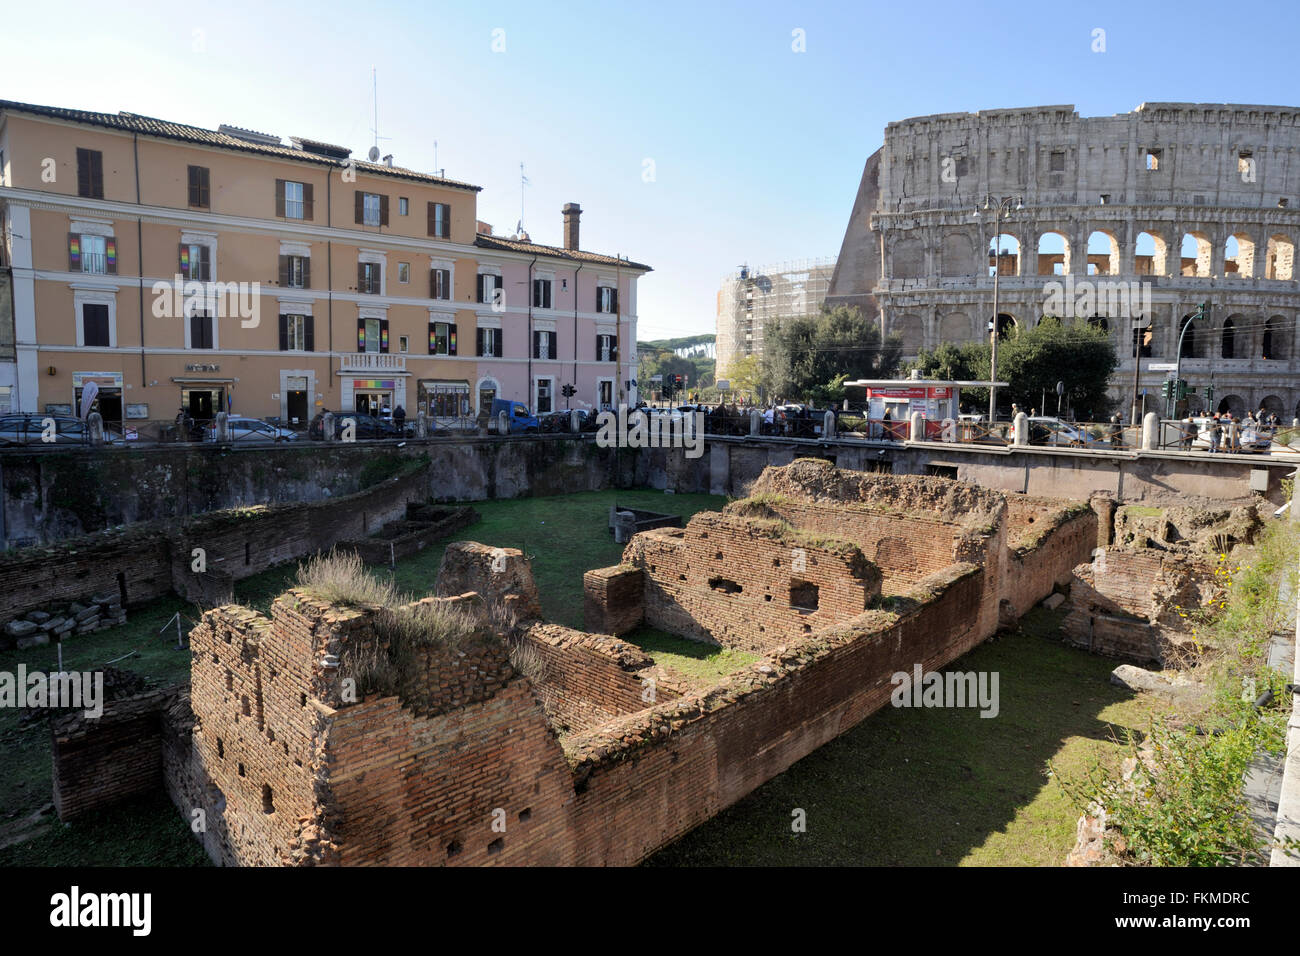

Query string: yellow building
0 99 649 429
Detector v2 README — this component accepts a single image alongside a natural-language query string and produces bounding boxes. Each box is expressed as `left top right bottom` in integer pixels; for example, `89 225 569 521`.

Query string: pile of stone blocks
3 592 127 650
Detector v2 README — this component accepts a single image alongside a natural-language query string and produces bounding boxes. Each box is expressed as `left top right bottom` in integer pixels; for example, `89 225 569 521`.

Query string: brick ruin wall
50 461 1102 865
515 623 683 737
582 565 644 636
0 460 431 639
50 686 182 820
1062 547 1221 665
161 554 990 866
1002 496 1099 619
624 512 884 653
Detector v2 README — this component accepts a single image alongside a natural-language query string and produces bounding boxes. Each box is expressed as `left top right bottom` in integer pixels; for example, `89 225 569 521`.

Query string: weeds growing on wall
1055 518 1300 865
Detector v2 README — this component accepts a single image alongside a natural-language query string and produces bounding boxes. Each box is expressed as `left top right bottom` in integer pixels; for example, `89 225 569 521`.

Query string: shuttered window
476 273 503 304
278 254 309 289
179 243 212 281
533 330 556 359
276 180 313 219
430 268 451 300
278 314 314 352
76 148 103 198
188 165 210 208
532 279 552 309
82 304 110 347
596 334 617 362
427 202 450 238
476 327 501 357
190 313 215 349
428 321 457 356
597 286 618 313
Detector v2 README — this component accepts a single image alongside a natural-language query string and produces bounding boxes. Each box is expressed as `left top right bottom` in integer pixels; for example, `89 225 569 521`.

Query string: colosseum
826 102 1300 421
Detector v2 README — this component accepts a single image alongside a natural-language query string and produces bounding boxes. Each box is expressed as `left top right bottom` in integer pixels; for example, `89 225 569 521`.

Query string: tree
909 318 1117 419
998 317 1116 420
638 350 696 400
762 306 903 405
721 354 764 400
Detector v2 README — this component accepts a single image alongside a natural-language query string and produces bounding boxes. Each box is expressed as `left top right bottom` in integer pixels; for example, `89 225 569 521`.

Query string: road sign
1148 363 1177 371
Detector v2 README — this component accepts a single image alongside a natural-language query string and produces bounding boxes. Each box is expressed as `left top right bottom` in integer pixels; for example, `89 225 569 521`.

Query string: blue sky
1 0 1292 340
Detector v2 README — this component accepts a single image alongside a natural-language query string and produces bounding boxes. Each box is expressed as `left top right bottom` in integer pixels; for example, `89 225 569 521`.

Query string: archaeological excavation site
15 455 1242 866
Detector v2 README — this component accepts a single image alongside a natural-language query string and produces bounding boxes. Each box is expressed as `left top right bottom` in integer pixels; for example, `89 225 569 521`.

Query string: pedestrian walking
1209 413 1222 453
1182 414 1194 451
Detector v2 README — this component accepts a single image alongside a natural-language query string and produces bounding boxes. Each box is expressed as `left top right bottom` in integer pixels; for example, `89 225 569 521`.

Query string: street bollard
1141 412 1159 450
1012 412 1029 446
215 410 230 442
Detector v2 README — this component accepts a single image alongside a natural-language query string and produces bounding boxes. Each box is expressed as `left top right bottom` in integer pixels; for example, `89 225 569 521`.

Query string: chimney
562 203 581 251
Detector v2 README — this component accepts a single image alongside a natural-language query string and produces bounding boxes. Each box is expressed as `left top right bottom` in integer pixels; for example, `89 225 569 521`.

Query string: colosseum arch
1260 395 1285 420
891 237 926 278
1036 231 1071 276
987 234 1021 277
1265 234 1295 280
994 312 1018 340
1179 312 1207 358
1180 232 1213 277
1224 233 1256 278
1217 394 1247 417
1086 230 1120 276
1134 231 1167 276
891 314 925 354
1221 316 1240 359
941 233 975 276
1262 315 1290 361
939 312 972 344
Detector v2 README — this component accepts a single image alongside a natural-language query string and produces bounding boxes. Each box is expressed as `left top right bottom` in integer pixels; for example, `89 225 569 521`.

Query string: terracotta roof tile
0 99 482 191
474 234 651 271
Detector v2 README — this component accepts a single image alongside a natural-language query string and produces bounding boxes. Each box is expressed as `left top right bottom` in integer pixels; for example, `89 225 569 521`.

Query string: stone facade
827 102 1300 419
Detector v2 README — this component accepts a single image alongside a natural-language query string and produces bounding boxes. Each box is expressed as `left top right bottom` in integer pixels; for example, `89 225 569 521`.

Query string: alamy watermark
1041 275 1152 321
890 663 999 718
0 665 104 718
595 404 705 459
151 275 261 328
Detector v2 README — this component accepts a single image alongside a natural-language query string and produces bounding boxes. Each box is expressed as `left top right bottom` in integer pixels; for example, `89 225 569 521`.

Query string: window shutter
612 340 618 362
354 191 364 224
105 237 117 275
302 257 311 289
179 243 190 280
304 315 315 352
430 269 436 299
427 201 436 236
279 255 289 287
358 262 367 292
476 274 484 303
611 288 619 313
275 179 286 218
188 165 198 206
379 195 389 226
596 287 603 312
476 328 485 356
279 314 288 351
68 232 80 271
77 149 91 197
357 319 366 352
303 183 314 220
379 318 389 353
90 151 103 198
533 330 540 358
199 167 210 207
595 334 602 360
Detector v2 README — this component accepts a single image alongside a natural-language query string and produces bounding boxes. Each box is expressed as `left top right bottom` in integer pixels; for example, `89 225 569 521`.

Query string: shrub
295 548 397 607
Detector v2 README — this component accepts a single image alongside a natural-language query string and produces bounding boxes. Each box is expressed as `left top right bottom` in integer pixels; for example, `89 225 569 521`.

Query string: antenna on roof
520 162 530 234
368 66 390 163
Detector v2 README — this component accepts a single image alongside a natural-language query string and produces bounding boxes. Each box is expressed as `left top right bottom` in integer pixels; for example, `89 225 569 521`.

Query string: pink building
469 205 650 417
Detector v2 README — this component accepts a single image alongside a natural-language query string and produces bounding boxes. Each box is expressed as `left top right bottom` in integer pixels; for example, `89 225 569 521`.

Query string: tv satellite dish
368 146 380 162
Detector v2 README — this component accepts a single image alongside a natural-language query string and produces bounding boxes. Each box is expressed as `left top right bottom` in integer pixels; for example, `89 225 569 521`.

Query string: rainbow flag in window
105 238 117 270
69 236 80 268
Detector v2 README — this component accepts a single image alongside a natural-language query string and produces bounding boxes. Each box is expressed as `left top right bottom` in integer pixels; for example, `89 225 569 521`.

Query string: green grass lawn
645 607 1159 867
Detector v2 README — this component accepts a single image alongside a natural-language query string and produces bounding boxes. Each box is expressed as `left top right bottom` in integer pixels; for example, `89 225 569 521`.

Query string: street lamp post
974 195 1023 424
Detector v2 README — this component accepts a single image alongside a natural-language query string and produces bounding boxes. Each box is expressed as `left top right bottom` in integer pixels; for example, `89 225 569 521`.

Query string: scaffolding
715 256 837 377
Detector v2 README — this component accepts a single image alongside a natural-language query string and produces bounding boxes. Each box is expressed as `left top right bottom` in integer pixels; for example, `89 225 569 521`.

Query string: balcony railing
339 353 406 372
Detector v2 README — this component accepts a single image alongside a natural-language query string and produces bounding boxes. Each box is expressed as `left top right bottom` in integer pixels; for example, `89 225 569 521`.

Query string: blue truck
490 398 539 434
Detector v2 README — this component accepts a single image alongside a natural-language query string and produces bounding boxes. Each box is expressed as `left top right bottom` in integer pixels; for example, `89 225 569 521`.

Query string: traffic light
1160 380 1173 402
560 384 576 398
1176 380 1188 401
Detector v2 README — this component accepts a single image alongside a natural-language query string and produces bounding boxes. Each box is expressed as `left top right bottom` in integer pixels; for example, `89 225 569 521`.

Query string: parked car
204 417 298 442
0 413 120 445
308 410 403 440
1026 416 1091 447
489 398 539 434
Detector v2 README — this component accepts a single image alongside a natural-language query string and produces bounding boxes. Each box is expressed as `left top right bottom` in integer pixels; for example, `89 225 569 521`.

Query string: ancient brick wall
516 623 681 737
731 497 962 589
1061 548 1220 665
563 564 989 865
582 565 644 636
0 460 431 632
435 542 542 620
625 512 883 653
51 687 175 820
1003 501 1097 617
